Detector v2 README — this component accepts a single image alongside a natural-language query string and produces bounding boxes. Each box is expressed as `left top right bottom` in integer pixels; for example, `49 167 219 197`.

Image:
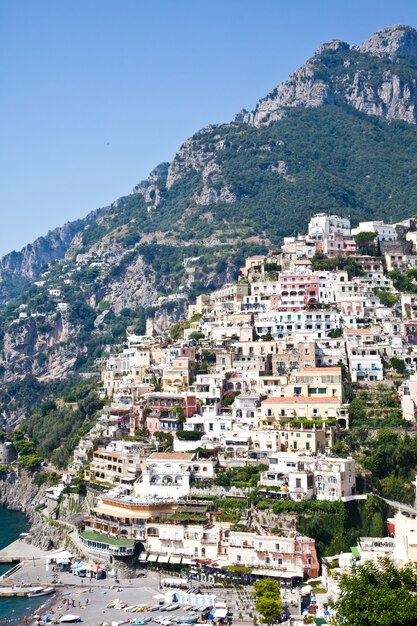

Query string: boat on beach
27 585 55 598
58 615 81 623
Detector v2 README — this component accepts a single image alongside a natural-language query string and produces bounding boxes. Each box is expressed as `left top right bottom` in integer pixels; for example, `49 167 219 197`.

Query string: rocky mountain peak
356 24 417 60
242 24 417 127
316 39 349 55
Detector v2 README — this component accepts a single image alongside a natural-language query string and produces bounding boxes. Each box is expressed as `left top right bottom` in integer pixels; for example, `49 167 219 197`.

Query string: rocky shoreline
0 470 61 551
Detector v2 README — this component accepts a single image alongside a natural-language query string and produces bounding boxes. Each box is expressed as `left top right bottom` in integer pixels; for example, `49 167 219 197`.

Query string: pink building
278 274 320 310
317 233 357 256
142 393 198 436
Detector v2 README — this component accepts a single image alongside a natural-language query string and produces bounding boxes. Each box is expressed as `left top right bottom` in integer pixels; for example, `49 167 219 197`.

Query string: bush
176 430 203 441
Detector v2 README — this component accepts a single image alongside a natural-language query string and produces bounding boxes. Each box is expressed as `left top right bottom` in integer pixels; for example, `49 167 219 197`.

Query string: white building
260 452 356 501
135 452 215 500
399 373 417 422
308 214 351 240
351 221 397 242
348 353 384 383
255 310 339 340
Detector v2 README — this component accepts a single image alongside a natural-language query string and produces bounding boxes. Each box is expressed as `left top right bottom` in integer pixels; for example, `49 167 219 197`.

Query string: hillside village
6 211 417 622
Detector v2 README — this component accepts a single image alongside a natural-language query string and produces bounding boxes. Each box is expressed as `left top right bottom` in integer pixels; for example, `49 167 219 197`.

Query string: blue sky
2 0 417 256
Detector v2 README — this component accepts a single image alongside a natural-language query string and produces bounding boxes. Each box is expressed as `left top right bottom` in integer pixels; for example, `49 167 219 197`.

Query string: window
318 387 326 394
296 478 302 488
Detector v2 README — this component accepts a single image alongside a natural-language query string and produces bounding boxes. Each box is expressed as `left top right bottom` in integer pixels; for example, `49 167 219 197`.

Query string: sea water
0 506 46 624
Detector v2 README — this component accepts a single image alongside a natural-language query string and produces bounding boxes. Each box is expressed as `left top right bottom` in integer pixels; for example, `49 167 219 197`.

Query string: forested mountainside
2 24 417 422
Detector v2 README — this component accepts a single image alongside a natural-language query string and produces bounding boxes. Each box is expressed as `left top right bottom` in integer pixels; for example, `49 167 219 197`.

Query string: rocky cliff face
243 25 417 127
1 316 81 386
0 222 85 281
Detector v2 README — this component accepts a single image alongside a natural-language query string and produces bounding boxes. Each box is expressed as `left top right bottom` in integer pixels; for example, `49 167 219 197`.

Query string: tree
189 331 205 341
374 289 398 308
355 231 377 255
253 578 281 600
328 327 343 338
390 357 407 375
256 596 282 626
253 579 282 626
333 558 417 625
153 431 173 450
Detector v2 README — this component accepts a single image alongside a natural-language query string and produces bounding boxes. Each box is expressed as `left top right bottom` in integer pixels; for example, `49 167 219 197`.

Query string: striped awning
147 554 159 562
138 553 148 561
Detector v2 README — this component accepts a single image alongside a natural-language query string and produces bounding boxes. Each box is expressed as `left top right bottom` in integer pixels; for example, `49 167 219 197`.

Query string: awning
182 558 194 565
138 552 148 561
42 549 74 560
147 554 159 562
214 609 227 619
251 568 303 579
277 570 303 579
170 555 182 564
159 555 170 563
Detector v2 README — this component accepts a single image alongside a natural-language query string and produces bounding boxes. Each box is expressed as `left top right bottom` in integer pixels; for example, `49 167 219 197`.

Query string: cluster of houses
41 212 417 605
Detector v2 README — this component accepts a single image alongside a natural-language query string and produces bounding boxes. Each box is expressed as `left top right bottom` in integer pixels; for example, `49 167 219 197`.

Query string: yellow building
261 396 348 430
287 367 343 401
86 495 177 542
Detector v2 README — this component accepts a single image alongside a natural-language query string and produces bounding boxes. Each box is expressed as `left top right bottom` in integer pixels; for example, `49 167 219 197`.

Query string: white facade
255 310 339 340
308 214 351 240
352 221 397 242
348 354 384 382
135 452 215 499
260 452 356 501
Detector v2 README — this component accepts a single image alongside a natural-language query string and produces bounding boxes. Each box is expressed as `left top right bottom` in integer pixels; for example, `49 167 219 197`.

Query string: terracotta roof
147 452 195 461
344 329 369 334
263 396 341 404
